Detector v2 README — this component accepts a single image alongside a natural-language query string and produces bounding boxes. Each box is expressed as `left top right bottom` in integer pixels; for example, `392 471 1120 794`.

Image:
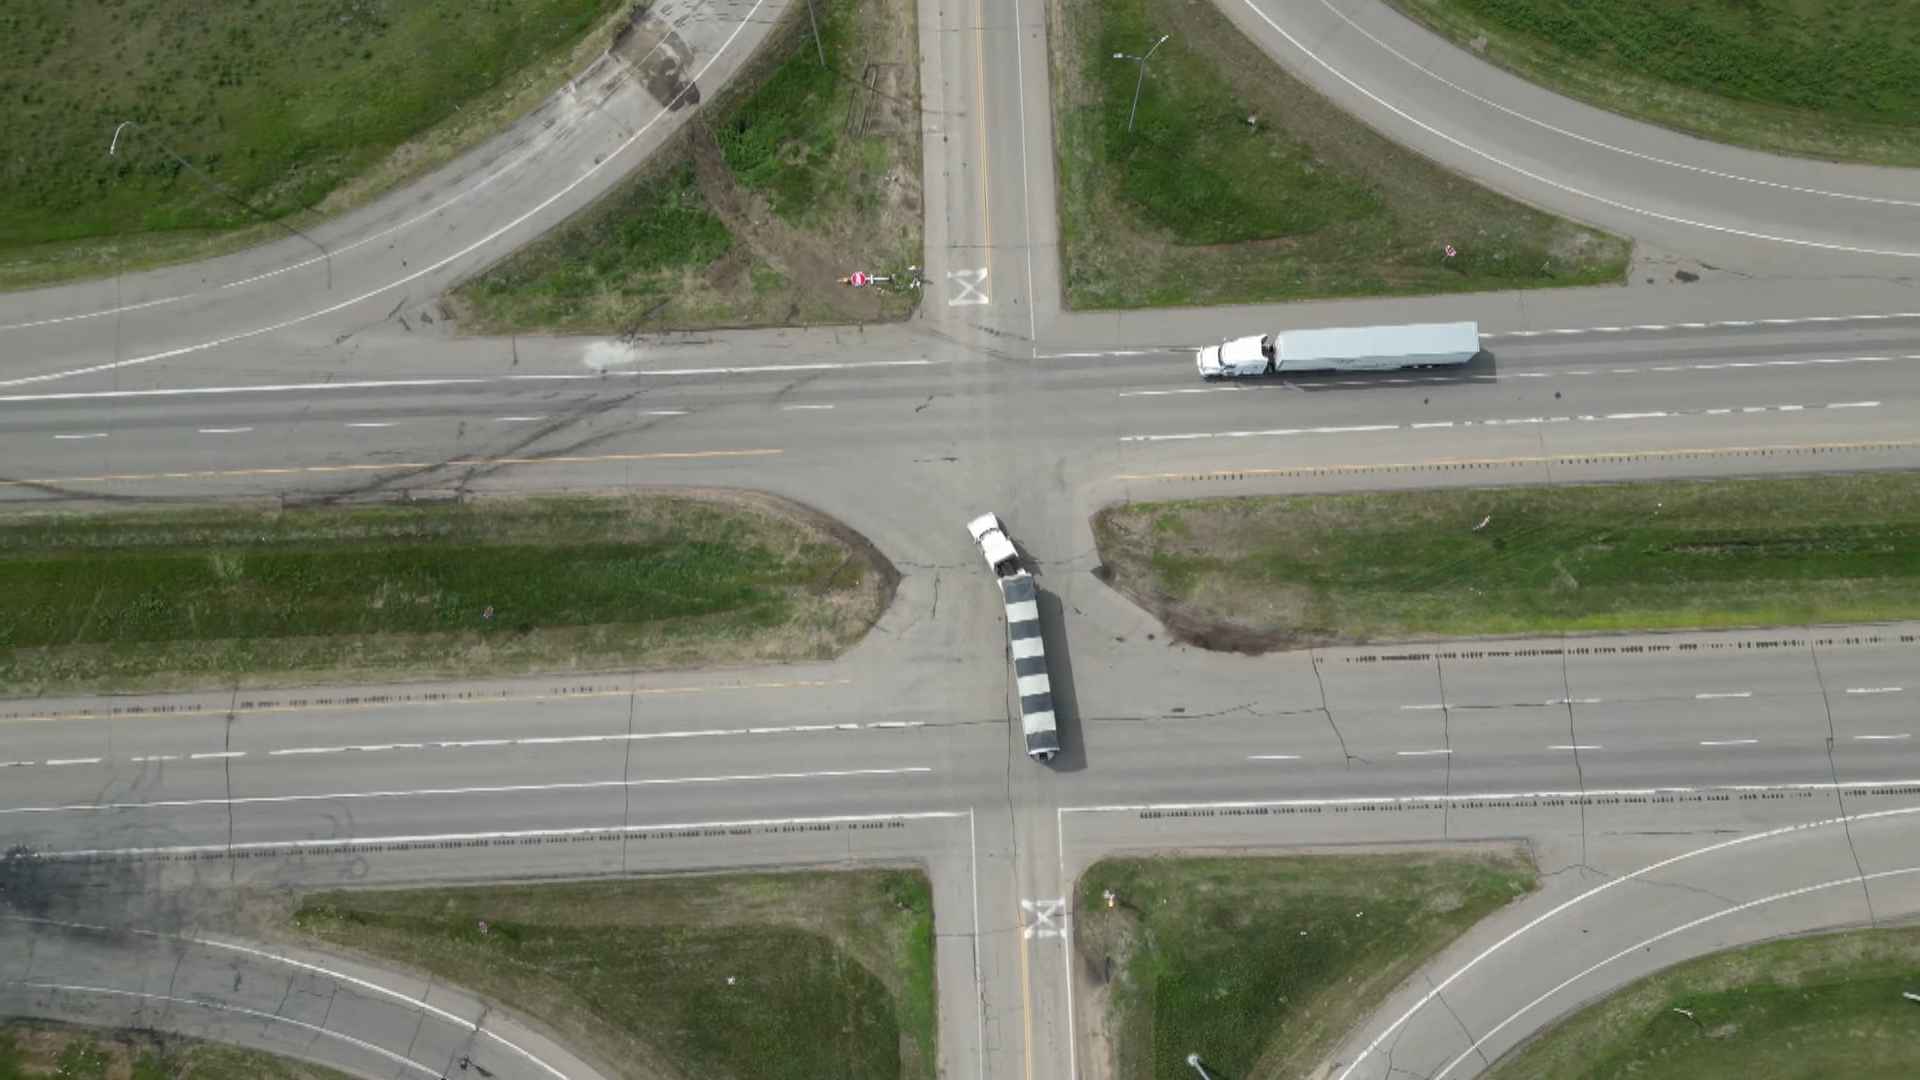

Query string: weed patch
1094 474 1920 648
1049 0 1629 310
1079 852 1534 1080
293 871 936 1080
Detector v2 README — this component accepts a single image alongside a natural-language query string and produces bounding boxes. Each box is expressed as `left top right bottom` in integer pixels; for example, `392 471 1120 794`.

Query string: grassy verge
0 492 893 695
1093 475 1920 650
450 0 923 334
1048 0 1630 311
1384 0 1920 167
292 871 937 1080
0 1023 353 1080
1488 926 1920 1079
1079 852 1536 1080
0 0 630 292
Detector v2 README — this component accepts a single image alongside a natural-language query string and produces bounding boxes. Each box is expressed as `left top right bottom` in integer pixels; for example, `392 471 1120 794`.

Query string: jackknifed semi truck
1196 321 1481 379
966 513 1060 763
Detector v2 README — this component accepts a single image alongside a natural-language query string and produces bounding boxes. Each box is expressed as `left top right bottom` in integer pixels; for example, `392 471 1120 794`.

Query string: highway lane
6 0 1920 1074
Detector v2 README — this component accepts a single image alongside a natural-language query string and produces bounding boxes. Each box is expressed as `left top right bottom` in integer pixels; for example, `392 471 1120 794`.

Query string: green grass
450 150 773 334
292 871 937 1080
0 0 625 288
1094 475 1920 643
1487 927 1920 1080
1079 853 1536 1080
0 1023 355 1080
1385 0 1920 165
1051 0 1630 310
452 0 923 334
0 494 888 694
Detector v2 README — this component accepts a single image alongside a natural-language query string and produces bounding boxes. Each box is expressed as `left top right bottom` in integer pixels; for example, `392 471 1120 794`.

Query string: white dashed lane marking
1248 754 1302 760
53 433 107 440
1397 749 1453 757
1847 687 1904 695
198 427 252 434
1549 745 1603 751
0 767 934 816
3 719 922 772
1855 734 1912 741
1700 739 1760 746
1695 692 1752 699
345 422 396 428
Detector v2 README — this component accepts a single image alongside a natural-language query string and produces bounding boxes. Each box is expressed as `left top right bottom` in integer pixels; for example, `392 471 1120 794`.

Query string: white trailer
966 513 1059 762
1196 321 1480 378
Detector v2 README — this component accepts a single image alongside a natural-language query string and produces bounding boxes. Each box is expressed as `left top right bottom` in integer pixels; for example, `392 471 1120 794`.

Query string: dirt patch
684 118 888 323
610 4 701 110
1091 562 1314 654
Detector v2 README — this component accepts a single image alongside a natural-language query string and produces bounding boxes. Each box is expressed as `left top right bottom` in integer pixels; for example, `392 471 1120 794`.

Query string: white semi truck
966 513 1060 763
1196 321 1481 379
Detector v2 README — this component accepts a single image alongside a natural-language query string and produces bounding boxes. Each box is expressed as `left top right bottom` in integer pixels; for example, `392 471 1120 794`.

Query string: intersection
5 0 1920 1078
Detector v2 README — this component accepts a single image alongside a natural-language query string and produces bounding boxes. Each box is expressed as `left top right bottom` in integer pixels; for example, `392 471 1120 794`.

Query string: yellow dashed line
0 448 781 488
1116 438 1920 481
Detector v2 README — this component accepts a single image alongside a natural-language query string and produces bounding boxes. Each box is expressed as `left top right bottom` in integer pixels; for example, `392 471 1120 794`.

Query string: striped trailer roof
999 572 1059 760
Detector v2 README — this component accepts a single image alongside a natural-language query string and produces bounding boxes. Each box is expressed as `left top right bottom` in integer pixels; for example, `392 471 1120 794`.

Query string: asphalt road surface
4 0 1920 1078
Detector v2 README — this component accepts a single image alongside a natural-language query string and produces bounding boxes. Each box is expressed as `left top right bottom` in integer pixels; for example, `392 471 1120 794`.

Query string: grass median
1384 0 1920 167
1078 851 1535 1080
0 1023 353 1080
1094 475 1920 651
1487 926 1920 1079
1048 0 1631 310
292 871 937 1080
450 0 923 334
0 0 629 291
0 492 893 695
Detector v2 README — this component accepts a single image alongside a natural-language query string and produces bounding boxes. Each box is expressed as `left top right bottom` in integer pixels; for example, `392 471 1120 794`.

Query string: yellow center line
973 0 994 279
0 678 852 727
1117 438 1920 481
0 448 781 488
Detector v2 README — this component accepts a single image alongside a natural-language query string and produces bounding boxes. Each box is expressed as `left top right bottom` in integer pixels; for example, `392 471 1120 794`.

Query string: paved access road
4 0 1920 1078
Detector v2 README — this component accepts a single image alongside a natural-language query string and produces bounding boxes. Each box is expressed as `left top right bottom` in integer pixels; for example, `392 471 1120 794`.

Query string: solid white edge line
1338 804 1920 1080
1430 864 1920 1080
1229 0 1920 259
3 916 571 1080
1059 777 1920 814
19 984 441 1078
0 360 939 404
0 0 779 393
22 809 968 860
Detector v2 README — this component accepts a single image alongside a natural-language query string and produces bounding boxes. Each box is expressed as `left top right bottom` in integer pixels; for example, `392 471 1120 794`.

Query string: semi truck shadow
1274 349 1497 391
1034 585 1087 773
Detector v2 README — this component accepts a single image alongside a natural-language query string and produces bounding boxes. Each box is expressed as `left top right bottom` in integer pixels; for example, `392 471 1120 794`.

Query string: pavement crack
1427 974 1489 1073
1306 650 1357 768
1434 658 1454 839
1808 637 1878 926
1556 644 1591 868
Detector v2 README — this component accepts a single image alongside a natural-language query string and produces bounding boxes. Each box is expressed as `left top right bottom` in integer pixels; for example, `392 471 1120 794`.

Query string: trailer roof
1278 321 1479 363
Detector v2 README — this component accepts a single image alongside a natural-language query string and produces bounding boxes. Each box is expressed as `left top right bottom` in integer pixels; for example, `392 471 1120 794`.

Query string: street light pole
109 120 333 289
1112 34 1170 134
1186 1053 1215 1080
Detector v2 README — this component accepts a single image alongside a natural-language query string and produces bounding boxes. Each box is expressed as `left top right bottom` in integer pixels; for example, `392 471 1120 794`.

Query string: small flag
1444 245 1457 258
